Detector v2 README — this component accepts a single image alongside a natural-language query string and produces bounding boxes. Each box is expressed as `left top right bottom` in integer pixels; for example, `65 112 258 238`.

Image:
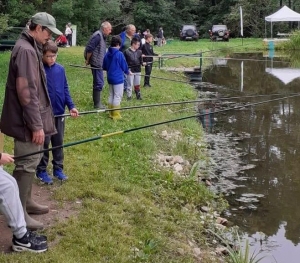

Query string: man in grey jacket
84 21 112 109
0 12 61 230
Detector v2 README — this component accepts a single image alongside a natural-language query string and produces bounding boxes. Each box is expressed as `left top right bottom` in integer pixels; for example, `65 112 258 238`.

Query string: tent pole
265 21 267 38
271 21 273 39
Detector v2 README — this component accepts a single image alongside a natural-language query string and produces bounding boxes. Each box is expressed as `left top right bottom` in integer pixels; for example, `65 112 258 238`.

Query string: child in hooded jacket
103 36 130 120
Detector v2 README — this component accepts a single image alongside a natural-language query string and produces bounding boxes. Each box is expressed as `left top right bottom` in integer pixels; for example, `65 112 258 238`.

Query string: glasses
45 54 57 59
41 26 52 37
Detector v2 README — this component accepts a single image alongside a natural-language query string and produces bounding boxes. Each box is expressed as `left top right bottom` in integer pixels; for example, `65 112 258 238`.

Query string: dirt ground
0 182 78 254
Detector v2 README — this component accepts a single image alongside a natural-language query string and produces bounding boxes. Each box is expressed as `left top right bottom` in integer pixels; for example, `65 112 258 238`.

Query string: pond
199 51 300 263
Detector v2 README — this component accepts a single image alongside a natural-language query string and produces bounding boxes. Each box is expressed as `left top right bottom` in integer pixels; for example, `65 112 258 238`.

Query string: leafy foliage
2 0 300 42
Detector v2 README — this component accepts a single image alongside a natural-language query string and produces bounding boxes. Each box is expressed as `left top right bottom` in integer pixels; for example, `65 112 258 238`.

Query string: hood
107 47 119 57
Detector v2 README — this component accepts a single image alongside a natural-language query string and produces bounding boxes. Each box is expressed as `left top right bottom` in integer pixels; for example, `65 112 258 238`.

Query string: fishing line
56 92 300 118
16 93 300 159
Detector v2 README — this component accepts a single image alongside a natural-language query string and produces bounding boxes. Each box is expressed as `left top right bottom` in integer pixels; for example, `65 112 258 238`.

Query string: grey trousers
0 167 27 239
127 73 141 97
108 83 124 106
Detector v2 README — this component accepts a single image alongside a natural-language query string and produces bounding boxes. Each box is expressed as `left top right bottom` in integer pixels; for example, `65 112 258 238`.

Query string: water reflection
199 101 215 133
201 51 300 263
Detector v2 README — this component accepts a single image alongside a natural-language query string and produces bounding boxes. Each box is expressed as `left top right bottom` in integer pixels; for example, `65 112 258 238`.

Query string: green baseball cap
31 12 62 35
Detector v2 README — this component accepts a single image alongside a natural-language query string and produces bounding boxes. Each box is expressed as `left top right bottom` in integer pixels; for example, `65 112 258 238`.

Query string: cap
31 12 62 35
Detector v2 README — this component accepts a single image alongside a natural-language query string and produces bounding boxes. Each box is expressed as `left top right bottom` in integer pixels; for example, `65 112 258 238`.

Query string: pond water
200 51 300 263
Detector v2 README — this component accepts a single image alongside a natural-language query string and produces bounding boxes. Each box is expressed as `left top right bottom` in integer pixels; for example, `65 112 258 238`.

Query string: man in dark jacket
84 21 112 109
0 12 61 231
157 27 164 47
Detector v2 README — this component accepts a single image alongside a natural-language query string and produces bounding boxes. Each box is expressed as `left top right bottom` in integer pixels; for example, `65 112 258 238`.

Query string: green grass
0 40 259 262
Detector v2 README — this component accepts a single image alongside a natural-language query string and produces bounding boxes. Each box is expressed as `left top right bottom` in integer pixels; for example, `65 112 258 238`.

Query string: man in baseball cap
0 11 60 232
31 12 62 36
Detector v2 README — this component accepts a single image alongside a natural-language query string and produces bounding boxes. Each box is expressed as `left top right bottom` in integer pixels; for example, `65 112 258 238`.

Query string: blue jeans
37 117 65 172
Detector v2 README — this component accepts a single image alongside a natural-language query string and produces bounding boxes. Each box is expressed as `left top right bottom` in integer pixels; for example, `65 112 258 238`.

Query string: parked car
180 25 199 41
209 25 230 41
0 27 24 51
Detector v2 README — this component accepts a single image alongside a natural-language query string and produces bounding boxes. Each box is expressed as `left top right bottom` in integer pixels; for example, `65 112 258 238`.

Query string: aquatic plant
208 229 266 263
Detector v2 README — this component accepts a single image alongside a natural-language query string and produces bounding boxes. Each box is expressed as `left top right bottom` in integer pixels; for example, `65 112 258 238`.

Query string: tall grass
277 30 300 50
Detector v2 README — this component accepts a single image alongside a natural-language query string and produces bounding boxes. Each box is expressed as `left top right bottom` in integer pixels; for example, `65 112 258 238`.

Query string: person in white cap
0 12 62 231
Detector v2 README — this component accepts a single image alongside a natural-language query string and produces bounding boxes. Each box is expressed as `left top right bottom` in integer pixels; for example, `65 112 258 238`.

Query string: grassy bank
0 43 231 262
155 38 265 68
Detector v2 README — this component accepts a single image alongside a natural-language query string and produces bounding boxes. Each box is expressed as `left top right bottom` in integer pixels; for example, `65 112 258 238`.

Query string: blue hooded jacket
103 47 129 85
43 63 75 115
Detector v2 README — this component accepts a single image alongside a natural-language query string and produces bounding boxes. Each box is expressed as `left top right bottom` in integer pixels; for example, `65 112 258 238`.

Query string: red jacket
55 35 67 44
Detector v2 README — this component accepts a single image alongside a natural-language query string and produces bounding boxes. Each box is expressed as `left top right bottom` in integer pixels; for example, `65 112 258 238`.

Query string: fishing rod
67 64 224 93
16 93 300 159
55 98 222 117
69 61 155 71
202 56 290 63
145 54 289 64
56 92 300 118
69 64 101 70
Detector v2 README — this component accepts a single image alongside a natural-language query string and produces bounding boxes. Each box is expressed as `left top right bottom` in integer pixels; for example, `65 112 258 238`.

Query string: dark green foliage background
0 0 299 43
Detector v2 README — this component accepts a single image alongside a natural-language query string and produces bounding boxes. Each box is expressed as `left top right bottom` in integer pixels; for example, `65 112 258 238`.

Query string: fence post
199 51 202 73
159 55 163 69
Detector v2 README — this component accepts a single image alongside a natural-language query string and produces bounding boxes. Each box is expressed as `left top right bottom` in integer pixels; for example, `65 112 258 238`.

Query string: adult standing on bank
65 22 72 47
157 26 164 47
0 12 61 230
119 24 136 53
119 24 136 92
84 21 112 109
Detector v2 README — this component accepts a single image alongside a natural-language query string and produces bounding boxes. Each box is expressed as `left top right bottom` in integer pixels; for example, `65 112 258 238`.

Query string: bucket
268 40 274 50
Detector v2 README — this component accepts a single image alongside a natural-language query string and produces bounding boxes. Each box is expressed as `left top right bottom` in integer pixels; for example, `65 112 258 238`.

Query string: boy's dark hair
131 37 140 45
110 35 122 47
43 40 58 54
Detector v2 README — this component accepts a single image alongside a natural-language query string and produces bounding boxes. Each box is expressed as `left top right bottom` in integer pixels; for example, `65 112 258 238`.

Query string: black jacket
142 42 157 62
124 48 143 73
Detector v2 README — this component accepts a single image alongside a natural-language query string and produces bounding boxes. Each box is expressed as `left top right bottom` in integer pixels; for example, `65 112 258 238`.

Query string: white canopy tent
265 68 300 85
265 5 300 38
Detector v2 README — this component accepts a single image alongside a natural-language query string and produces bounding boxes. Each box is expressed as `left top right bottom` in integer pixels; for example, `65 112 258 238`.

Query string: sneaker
127 96 132 101
12 230 48 253
143 84 151 88
53 169 68 181
36 171 53 185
